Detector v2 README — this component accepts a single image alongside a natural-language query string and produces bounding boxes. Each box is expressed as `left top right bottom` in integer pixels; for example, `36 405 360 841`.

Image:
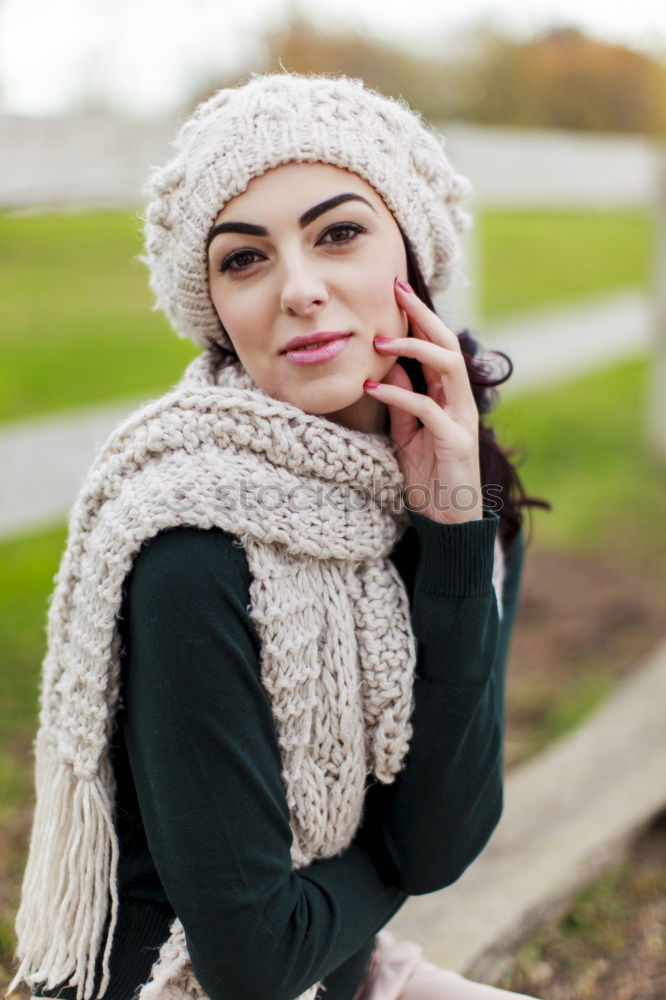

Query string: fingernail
374 335 394 344
363 379 380 391
395 277 412 294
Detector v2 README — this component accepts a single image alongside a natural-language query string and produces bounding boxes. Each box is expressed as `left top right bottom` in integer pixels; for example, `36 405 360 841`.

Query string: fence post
432 200 481 337
648 142 666 461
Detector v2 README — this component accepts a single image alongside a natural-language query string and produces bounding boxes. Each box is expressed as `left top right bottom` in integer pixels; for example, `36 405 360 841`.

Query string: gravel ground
495 811 666 1000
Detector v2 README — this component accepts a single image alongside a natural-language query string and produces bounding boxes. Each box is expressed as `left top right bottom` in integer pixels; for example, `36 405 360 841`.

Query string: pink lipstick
282 333 353 365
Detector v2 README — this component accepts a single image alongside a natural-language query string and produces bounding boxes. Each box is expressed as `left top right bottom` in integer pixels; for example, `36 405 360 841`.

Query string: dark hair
397 233 551 551
205 232 550 552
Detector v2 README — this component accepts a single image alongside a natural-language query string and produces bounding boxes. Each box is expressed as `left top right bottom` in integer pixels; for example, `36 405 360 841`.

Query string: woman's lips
282 334 353 365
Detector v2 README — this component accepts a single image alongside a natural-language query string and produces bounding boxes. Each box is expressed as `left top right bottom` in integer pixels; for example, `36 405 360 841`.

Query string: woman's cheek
363 285 401 339
384 296 409 339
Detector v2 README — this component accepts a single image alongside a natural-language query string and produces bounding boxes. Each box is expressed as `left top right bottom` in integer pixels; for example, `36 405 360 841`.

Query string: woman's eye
320 223 366 245
219 249 263 274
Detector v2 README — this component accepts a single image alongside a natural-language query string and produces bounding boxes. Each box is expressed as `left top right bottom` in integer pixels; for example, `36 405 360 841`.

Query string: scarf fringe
136 918 199 1000
6 728 119 1000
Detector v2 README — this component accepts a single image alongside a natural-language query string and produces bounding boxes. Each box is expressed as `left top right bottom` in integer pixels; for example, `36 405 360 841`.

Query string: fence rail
0 115 660 210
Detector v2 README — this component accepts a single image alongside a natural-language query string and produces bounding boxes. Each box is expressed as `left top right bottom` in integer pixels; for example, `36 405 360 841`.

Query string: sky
1 0 665 120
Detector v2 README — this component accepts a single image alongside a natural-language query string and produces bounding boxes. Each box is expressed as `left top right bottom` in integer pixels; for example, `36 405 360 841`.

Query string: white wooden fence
0 115 658 210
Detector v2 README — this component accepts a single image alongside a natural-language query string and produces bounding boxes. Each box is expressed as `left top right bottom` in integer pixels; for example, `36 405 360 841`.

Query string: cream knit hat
140 71 473 351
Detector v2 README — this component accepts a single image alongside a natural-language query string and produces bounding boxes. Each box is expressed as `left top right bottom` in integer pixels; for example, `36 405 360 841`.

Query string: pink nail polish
374 335 394 344
363 379 380 391
395 278 412 294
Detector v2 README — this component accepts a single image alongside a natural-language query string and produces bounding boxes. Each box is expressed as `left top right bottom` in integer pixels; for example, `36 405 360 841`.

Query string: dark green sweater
36 508 523 1000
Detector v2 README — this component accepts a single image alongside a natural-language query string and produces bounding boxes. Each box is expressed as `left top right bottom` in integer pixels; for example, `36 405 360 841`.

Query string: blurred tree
457 25 666 135
184 11 466 126
184 14 666 136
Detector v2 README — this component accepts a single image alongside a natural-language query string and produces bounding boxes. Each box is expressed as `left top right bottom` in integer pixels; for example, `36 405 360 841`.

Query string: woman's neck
324 393 389 436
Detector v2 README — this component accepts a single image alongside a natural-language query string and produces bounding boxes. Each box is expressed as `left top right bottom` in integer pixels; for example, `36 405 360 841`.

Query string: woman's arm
121 526 408 1000
121 512 523 999
355 507 523 894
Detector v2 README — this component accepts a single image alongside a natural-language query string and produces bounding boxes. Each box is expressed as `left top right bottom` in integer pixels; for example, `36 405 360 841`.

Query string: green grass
0 522 67 815
479 208 652 321
0 524 66 738
501 862 631 989
0 207 653 424
0 209 199 424
509 667 616 763
488 355 666 561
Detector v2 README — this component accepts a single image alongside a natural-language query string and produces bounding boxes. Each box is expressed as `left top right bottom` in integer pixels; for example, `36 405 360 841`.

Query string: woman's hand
364 277 483 525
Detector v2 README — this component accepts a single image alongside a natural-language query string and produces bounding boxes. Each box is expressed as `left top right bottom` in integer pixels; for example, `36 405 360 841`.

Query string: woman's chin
274 367 365 412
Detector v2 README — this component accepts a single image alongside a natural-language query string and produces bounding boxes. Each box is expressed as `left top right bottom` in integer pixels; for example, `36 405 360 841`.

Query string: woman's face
206 161 409 434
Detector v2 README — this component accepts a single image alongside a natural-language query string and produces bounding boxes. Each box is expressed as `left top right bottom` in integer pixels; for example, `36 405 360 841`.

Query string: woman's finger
392 278 467 402
374 335 474 420
378 362 420 457
394 278 462 353
364 374 459 443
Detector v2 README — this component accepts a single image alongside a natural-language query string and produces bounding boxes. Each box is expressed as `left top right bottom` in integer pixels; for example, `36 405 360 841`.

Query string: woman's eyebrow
206 193 377 254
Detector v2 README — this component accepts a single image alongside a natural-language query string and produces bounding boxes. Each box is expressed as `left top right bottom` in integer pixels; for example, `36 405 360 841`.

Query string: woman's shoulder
124 525 252 612
134 523 248 562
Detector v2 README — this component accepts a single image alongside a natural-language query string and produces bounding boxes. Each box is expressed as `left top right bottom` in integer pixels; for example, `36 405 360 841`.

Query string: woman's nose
279 259 329 316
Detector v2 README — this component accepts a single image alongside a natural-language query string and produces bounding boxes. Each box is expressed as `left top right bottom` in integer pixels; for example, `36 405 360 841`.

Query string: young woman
8 73 546 1000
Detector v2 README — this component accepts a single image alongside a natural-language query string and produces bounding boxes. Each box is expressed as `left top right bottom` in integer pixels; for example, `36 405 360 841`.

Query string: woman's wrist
419 504 484 526
407 469 483 524
407 507 499 597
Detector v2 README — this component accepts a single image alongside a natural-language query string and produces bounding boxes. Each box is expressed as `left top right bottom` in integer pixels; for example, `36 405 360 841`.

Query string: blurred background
1 1 665 997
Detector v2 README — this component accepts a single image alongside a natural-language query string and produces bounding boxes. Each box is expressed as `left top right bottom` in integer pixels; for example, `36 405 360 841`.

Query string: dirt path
504 540 666 768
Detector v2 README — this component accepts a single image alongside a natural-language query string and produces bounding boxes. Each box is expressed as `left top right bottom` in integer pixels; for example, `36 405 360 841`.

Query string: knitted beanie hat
139 71 473 351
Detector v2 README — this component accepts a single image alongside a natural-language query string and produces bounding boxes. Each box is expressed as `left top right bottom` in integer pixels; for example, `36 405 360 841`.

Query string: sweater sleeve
120 527 408 1000
120 512 524 999
356 507 523 895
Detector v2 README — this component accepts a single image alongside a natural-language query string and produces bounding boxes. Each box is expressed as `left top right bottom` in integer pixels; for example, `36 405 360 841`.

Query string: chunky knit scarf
9 352 505 1000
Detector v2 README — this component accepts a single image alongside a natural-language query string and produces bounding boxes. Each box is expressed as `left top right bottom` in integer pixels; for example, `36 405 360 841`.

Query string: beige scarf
9 352 504 1000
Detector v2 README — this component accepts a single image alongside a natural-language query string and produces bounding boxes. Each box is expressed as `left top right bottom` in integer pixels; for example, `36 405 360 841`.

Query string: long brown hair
204 232 551 552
